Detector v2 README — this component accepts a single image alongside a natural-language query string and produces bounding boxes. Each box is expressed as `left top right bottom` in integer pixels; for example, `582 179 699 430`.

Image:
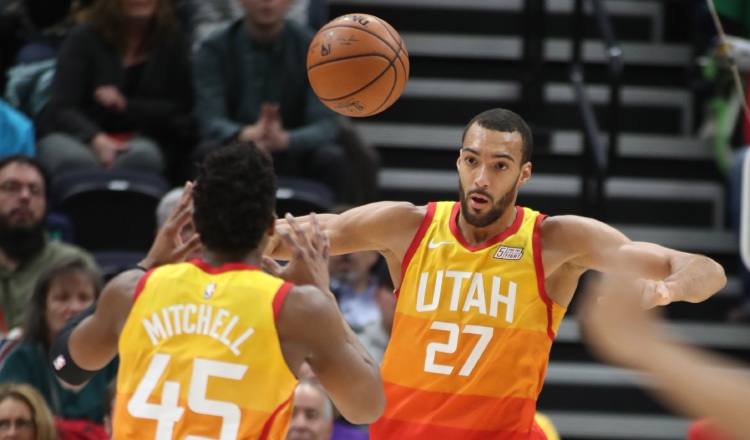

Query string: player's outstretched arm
51 183 201 385
265 213 384 423
268 201 424 259
581 276 750 439
277 285 385 424
544 215 726 307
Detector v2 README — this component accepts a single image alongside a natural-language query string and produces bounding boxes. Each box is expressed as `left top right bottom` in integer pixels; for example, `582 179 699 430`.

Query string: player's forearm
665 254 726 303
635 341 750 439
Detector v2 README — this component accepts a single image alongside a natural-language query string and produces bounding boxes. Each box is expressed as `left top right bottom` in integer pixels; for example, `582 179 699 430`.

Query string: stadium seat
50 170 169 252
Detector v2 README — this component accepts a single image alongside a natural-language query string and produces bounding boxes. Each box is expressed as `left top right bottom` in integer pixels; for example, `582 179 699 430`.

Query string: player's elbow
343 389 386 424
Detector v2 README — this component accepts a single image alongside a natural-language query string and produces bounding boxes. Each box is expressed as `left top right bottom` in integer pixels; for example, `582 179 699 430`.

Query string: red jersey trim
395 203 437 299
132 269 155 304
449 204 525 252
532 214 555 340
272 282 294 322
258 390 295 440
190 259 261 274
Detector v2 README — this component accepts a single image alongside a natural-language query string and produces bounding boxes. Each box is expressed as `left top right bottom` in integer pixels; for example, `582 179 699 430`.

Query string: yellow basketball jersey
114 260 298 440
371 202 566 440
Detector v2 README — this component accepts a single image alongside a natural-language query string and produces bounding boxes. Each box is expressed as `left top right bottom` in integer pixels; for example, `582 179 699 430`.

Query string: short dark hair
461 108 534 164
0 155 49 195
192 141 276 254
23 256 103 347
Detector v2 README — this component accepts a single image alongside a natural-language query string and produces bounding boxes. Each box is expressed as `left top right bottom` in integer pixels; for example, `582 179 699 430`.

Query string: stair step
356 122 712 161
541 411 688 440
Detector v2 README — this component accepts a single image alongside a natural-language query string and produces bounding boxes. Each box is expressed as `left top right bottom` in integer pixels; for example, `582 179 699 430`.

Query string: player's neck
456 206 518 247
201 248 263 268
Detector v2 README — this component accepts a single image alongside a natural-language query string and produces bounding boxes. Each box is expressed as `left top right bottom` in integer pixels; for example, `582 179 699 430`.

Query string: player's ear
518 162 532 186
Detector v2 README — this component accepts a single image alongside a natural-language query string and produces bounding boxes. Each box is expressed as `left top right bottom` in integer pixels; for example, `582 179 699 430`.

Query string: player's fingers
279 230 304 259
310 213 325 254
321 230 330 260
262 256 284 277
179 234 202 257
285 213 312 250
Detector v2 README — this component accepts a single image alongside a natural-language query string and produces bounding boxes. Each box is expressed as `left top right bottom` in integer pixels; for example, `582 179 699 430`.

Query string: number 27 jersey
371 202 567 440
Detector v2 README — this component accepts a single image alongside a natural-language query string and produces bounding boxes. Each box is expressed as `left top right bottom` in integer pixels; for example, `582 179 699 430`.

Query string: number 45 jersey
371 202 567 440
114 261 297 440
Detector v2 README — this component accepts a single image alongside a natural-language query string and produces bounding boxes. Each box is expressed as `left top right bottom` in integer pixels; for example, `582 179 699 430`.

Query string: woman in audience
0 382 57 440
37 0 194 183
0 257 117 425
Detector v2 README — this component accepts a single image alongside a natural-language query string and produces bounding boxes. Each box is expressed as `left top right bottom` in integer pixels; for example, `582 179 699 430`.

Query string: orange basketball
307 13 409 117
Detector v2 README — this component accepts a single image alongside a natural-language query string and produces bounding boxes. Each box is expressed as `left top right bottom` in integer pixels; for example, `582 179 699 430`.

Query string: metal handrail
572 0 622 217
741 149 750 271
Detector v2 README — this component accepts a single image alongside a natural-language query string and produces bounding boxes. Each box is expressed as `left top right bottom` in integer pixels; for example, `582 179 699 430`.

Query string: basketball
307 13 409 117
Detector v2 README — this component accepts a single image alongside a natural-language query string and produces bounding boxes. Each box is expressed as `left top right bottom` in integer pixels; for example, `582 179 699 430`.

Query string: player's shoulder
276 285 339 334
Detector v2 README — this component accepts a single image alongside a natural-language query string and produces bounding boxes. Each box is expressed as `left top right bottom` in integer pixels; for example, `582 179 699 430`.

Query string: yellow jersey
371 202 566 440
114 260 297 440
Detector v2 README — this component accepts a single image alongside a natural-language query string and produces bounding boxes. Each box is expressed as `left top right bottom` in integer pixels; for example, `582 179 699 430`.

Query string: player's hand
639 279 672 309
91 133 129 168
139 182 201 270
263 213 330 291
579 275 664 369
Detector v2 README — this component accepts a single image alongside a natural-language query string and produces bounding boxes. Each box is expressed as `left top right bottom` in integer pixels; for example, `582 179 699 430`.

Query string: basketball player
581 274 750 440
267 108 727 439
50 142 384 438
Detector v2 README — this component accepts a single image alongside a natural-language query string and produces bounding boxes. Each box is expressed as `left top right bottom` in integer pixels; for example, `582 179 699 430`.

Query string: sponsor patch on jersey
493 246 524 260
204 282 216 299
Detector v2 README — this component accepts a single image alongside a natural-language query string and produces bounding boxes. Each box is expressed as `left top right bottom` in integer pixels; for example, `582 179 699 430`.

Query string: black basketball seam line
369 65 399 115
313 20 407 77
370 16 409 75
315 23 401 57
307 53 392 71
318 49 402 103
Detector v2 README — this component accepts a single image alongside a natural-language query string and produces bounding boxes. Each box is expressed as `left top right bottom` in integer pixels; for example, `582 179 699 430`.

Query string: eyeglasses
0 181 44 198
0 418 35 434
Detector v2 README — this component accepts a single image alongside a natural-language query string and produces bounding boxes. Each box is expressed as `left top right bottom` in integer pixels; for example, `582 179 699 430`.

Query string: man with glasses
0 155 96 333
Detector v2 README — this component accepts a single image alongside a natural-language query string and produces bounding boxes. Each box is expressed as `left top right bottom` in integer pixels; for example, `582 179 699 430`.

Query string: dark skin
63 184 384 424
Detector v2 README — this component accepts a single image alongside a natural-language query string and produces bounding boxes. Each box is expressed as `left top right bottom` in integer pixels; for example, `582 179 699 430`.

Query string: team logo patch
494 246 523 260
52 354 67 371
204 282 217 299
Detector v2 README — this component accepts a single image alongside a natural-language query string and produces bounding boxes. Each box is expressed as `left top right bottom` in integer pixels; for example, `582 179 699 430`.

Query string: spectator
0 155 96 332
0 257 117 425
155 187 202 260
287 380 334 440
192 0 348 202
36 0 194 184
0 382 56 440
288 380 368 440
357 266 395 365
186 0 326 50
0 99 34 158
329 251 382 333
0 0 80 91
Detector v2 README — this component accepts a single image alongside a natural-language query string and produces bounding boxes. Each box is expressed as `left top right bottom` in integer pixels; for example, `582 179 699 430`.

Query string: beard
0 214 46 263
458 179 516 228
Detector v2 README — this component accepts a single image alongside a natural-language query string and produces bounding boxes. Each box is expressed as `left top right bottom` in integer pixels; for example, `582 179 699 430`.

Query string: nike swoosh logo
428 239 454 249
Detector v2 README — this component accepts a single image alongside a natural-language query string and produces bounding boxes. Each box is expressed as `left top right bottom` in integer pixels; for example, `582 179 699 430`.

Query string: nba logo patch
204 283 216 299
52 354 67 371
494 246 523 260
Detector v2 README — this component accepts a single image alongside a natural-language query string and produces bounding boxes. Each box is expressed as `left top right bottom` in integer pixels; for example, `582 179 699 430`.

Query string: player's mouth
469 194 490 210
